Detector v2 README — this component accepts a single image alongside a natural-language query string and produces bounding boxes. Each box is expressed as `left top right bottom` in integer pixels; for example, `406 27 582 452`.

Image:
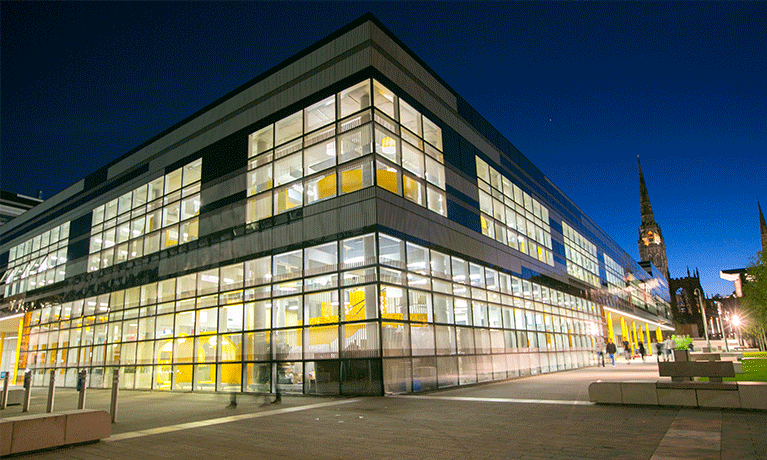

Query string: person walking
638 341 646 362
606 339 617 366
654 338 664 362
595 336 606 367
664 336 675 361
622 339 632 363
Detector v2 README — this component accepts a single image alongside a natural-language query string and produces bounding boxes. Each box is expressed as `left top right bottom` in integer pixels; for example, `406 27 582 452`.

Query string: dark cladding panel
200 133 248 185
446 198 480 233
66 238 90 262
68 213 92 240
84 167 109 192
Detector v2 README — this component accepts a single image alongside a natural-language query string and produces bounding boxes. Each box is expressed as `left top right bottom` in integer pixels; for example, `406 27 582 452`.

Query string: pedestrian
664 336 674 361
654 338 664 362
595 336 605 367
622 339 632 363
638 341 646 362
606 339 617 366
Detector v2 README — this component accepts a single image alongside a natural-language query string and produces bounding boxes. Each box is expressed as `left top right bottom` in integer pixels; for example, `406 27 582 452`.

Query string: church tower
637 158 670 280
759 200 767 252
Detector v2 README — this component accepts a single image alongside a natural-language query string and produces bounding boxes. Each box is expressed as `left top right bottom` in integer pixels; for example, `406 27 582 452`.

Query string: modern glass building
0 15 672 396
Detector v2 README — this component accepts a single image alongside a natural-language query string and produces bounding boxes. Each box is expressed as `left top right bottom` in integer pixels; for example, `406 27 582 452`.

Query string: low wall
0 409 111 456
588 380 767 410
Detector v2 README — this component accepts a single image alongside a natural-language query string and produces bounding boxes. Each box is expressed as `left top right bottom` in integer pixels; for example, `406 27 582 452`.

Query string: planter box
673 349 690 362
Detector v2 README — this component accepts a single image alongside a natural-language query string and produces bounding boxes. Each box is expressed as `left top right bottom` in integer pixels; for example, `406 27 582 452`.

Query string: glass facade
88 159 202 271
247 79 446 223
562 222 600 287
476 157 553 265
19 231 602 394
3 221 70 297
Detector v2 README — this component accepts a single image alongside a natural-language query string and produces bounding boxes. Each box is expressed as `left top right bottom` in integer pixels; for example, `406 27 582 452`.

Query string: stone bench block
697 388 741 408
0 409 110 455
657 387 697 407
7 412 68 454
588 381 622 404
62 409 112 444
1 420 12 456
738 382 767 410
656 381 738 391
620 381 658 405
658 361 735 381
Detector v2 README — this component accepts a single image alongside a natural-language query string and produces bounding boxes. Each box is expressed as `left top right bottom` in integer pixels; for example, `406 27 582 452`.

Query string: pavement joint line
393 395 594 406
650 409 722 460
104 398 360 442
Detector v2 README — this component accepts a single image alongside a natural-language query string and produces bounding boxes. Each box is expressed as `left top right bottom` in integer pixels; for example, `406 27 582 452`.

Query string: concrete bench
690 353 722 361
658 360 736 382
0 409 110 456
589 380 767 410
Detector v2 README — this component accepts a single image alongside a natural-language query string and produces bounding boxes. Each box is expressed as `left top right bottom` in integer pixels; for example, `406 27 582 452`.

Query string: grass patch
698 358 767 382
724 358 767 382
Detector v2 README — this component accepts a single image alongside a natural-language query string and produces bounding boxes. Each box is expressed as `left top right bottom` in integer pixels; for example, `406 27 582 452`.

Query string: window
339 81 370 118
275 111 303 146
305 96 335 133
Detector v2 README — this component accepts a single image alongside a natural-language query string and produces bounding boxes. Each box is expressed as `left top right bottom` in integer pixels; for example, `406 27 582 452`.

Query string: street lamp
717 303 729 352
694 288 711 351
732 314 743 348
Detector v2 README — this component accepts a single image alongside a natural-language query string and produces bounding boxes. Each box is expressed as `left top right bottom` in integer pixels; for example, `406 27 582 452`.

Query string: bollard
47 369 56 413
22 370 32 412
1 372 9 409
110 369 119 423
77 369 87 410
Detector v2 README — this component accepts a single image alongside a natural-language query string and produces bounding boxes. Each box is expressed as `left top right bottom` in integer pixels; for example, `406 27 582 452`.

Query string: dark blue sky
2 2 765 297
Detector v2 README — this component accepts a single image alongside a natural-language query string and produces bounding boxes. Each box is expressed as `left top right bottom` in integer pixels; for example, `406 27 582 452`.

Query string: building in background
0 191 42 227
718 201 767 344
0 15 672 394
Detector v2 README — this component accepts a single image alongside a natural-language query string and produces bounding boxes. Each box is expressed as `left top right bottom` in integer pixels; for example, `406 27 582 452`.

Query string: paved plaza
2 361 765 459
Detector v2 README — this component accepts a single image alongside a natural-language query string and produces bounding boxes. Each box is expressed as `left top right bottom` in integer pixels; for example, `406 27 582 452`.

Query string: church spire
639 157 655 226
637 157 670 282
759 200 767 252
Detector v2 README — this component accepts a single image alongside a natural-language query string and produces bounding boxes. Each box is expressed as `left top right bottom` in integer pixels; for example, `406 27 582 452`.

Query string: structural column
606 311 615 343
645 323 652 355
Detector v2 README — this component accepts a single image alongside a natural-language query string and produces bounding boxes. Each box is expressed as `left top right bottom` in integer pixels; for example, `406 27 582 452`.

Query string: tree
741 250 767 351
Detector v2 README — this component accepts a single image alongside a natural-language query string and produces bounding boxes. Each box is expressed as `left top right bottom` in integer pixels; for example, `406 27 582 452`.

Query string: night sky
2 2 765 297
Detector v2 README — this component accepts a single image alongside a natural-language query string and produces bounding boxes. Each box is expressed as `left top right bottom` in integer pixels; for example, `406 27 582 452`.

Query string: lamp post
694 288 711 351
717 303 729 352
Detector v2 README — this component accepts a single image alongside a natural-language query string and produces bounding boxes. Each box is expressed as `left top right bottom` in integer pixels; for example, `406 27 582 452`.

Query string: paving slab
2 362 764 460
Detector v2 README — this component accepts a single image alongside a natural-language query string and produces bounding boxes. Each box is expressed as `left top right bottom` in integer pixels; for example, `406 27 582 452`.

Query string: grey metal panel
446 169 478 203
338 198 376 234
201 172 246 206
218 239 234 264
275 221 304 249
66 259 87 279
303 209 340 243
158 253 178 278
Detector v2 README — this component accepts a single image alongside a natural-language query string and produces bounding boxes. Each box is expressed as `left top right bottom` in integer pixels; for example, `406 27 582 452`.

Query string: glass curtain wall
246 79 447 224
88 159 202 272
19 232 601 395
3 221 70 297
